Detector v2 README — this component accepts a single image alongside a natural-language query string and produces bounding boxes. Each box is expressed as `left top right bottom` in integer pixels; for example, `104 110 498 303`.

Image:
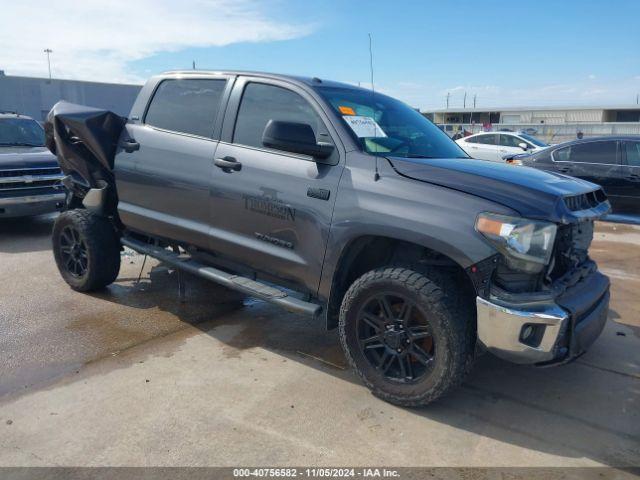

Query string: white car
456 131 549 162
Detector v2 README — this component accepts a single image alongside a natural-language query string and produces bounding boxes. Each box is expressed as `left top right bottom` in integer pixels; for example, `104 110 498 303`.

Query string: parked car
46 71 610 407
0 112 65 218
514 136 640 215
456 131 549 162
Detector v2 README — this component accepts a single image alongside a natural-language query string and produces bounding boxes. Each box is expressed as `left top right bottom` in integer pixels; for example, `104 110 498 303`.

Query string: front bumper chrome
0 193 65 217
476 268 610 365
476 297 568 364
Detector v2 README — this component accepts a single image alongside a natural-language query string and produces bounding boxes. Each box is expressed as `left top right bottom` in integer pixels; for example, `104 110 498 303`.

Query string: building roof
0 73 142 88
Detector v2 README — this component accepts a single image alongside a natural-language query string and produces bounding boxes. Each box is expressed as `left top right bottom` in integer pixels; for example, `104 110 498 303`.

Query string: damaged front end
45 101 125 216
468 196 611 365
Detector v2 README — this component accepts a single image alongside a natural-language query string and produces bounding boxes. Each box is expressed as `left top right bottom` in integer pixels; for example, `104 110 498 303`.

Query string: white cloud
0 0 313 83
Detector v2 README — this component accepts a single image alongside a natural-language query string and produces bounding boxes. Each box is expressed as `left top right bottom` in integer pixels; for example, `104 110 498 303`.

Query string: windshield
519 133 548 148
0 118 45 146
316 86 468 159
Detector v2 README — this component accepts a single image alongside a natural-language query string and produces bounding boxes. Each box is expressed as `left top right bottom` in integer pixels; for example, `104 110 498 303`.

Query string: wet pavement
0 214 638 467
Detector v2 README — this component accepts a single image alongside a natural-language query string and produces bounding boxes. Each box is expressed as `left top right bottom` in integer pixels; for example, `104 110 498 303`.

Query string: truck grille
564 190 607 212
549 220 594 280
0 167 63 194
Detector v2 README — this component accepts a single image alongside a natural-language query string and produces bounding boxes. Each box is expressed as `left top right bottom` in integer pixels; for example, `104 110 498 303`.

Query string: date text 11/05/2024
233 468 400 478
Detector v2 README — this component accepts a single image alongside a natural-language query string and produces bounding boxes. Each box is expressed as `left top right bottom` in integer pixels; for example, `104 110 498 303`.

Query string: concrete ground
0 215 638 468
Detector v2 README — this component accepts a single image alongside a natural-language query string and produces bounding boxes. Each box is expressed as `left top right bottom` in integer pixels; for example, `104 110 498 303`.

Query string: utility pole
192 60 196 70
637 93 639 105
446 92 450 109
44 48 53 82
473 94 477 108
463 91 467 109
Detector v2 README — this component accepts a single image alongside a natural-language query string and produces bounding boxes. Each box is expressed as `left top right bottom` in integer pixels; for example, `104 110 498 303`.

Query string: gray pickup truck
45 71 611 406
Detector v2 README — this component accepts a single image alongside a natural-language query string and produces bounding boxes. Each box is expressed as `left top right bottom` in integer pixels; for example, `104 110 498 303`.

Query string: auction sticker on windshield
342 116 387 138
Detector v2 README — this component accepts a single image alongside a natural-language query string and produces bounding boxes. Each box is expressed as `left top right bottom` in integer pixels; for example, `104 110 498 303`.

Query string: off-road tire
52 209 121 292
339 267 473 407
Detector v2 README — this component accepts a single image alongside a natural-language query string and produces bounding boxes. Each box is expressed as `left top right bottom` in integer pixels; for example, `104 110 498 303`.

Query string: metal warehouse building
0 71 141 121
424 105 640 143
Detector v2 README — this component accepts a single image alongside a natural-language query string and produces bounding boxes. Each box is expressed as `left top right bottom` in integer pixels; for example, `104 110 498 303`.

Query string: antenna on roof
368 33 380 181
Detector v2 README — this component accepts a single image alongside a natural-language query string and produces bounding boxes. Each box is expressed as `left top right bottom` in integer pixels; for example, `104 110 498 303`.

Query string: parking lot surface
0 215 638 467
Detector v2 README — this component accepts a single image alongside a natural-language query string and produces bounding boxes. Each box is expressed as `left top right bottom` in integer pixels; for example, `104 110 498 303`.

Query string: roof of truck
161 70 362 90
0 111 35 120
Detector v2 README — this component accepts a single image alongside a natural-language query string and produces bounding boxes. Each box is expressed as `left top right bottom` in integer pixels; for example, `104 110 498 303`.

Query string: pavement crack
574 361 640 380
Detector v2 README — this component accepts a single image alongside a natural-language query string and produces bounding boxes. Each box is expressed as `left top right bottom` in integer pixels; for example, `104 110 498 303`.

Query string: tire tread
338 266 472 407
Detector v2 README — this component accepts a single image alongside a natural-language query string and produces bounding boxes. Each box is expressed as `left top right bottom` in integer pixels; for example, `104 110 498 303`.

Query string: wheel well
326 236 476 329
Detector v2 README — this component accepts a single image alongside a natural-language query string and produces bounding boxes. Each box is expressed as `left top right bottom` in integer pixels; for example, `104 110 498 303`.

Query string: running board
121 237 322 319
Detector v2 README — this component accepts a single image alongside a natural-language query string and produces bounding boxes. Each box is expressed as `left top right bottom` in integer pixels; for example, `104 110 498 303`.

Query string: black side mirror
262 120 334 161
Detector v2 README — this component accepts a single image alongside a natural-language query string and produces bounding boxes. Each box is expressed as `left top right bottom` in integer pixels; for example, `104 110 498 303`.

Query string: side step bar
121 237 322 319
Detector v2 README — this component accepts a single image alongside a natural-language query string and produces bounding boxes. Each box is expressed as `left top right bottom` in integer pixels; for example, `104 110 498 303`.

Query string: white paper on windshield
342 115 387 138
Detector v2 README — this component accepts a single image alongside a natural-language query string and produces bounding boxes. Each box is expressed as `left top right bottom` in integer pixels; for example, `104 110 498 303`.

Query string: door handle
214 156 242 172
120 138 140 153
558 166 572 173
627 174 640 181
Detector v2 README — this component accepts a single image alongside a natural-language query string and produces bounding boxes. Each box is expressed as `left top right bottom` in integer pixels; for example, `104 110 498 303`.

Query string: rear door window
554 141 618 164
499 134 523 147
233 82 328 149
624 141 640 167
475 134 497 145
145 79 227 138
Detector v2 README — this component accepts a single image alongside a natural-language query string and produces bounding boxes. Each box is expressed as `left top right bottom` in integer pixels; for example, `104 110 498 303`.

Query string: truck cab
46 71 611 407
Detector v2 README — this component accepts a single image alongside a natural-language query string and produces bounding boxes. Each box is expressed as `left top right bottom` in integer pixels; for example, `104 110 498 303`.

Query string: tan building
423 105 640 143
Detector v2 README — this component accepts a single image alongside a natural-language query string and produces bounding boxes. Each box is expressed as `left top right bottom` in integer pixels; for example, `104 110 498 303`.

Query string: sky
1 0 639 110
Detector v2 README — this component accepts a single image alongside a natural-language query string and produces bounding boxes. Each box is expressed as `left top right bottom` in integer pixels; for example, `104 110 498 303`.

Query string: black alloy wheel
58 225 89 277
357 293 435 383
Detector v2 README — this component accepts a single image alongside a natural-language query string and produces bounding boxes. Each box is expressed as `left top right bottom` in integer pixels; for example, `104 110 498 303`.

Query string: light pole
44 48 53 81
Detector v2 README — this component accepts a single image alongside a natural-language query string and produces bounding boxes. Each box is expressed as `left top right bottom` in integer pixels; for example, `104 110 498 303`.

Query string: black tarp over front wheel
45 100 125 188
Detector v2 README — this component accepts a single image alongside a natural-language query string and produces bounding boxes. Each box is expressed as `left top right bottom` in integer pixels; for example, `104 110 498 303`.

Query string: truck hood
0 146 58 169
386 156 610 223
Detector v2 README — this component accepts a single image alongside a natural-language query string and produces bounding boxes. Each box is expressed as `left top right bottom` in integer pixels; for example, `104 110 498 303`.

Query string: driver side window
499 134 525 148
233 83 331 149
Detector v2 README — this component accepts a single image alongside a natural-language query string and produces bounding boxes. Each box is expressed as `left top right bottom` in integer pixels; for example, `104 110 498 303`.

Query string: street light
44 48 53 81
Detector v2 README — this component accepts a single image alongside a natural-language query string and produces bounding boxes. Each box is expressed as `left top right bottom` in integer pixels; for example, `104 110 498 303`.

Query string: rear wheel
52 209 121 291
339 267 473 407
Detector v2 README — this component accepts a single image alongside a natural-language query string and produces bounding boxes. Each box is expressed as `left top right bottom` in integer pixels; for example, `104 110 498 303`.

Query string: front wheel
339 267 473 407
52 209 121 292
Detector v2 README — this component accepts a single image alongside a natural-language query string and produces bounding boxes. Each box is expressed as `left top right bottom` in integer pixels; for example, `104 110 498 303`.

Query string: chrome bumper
476 296 569 364
0 193 65 217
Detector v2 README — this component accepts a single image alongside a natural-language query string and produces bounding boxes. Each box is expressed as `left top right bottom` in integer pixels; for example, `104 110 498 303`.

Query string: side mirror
262 120 334 161
518 142 529 151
